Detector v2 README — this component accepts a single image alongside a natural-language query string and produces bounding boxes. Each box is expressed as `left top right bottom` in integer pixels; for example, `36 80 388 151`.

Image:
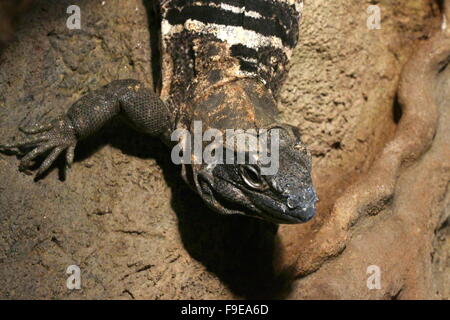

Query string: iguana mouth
254 200 315 224
244 188 317 224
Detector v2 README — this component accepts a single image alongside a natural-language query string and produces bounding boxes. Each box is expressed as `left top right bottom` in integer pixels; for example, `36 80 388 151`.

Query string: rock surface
0 0 448 299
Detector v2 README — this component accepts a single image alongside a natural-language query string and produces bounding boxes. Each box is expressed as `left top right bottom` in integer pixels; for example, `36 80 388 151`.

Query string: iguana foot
0 117 77 178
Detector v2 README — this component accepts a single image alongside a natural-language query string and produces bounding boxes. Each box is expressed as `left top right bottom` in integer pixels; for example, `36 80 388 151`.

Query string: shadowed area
0 0 447 300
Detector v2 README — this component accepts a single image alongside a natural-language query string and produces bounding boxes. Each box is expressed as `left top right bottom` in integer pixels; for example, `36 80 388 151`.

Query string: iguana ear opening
195 167 250 216
195 167 223 212
196 168 215 199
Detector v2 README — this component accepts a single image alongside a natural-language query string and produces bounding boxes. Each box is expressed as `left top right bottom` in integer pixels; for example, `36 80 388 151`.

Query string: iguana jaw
192 144 317 225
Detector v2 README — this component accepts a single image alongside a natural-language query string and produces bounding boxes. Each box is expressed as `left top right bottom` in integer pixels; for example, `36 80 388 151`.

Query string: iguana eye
239 165 267 190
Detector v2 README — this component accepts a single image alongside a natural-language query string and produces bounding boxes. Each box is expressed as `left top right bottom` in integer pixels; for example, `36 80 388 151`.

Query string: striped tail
159 0 303 99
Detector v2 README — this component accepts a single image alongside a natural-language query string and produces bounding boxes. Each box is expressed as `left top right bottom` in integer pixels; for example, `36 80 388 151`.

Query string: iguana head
180 76 317 224
191 124 317 224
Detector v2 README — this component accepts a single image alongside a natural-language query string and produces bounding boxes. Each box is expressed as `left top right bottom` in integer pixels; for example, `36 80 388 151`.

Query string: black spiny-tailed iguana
0 0 317 224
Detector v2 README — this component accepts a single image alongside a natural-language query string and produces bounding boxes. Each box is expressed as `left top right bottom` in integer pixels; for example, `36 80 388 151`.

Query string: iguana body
0 0 317 224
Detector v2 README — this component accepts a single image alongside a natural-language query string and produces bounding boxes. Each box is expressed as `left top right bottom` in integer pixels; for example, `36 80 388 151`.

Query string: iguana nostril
286 195 306 210
286 187 317 210
287 196 297 209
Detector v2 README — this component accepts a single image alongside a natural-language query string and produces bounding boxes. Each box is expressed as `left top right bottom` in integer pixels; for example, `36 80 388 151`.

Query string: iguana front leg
0 79 174 178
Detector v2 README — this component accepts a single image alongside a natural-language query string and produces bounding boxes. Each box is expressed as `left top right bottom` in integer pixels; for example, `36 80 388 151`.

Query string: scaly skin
0 0 317 224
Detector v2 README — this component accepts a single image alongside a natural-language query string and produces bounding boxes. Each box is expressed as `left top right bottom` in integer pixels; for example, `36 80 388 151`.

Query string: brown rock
0 0 447 299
